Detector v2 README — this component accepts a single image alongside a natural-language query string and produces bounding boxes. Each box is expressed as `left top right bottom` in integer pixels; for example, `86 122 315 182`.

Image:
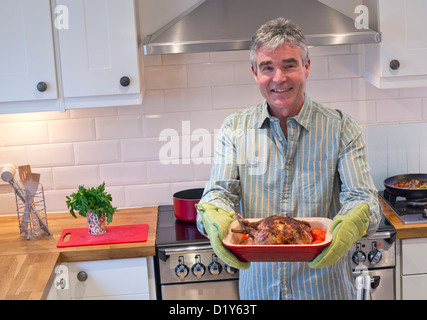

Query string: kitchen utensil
384 173 427 201
1 164 25 202
2 164 32 237
21 173 41 232
24 173 52 236
18 165 32 185
2 164 51 237
222 217 332 262
173 188 204 222
1 163 16 183
56 224 149 248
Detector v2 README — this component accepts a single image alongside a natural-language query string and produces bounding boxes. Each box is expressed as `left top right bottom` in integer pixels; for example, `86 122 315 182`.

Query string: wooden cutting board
57 224 148 248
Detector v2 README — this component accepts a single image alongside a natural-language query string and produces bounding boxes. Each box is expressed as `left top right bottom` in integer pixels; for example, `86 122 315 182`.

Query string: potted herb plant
66 182 117 235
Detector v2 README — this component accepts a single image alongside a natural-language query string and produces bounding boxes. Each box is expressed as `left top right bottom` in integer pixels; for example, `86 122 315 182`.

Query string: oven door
369 268 395 300
354 268 395 300
162 280 239 300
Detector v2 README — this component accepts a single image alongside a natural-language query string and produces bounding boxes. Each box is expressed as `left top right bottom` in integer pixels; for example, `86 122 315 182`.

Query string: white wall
1 44 426 215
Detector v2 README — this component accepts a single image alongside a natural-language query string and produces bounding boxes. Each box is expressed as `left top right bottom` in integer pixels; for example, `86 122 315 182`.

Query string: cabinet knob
120 76 130 87
77 271 88 282
389 59 400 70
37 82 47 92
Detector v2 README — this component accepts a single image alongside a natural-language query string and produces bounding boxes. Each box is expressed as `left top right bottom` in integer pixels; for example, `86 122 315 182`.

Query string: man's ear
304 58 311 79
251 65 258 81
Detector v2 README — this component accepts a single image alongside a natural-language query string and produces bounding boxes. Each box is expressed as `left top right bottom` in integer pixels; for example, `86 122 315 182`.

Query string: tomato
310 228 326 243
241 234 250 241
312 239 323 244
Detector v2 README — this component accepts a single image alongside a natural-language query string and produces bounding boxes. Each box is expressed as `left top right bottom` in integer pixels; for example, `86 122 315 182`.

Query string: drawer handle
77 271 88 282
37 81 47 92
120 76 130 87
389 59 400 70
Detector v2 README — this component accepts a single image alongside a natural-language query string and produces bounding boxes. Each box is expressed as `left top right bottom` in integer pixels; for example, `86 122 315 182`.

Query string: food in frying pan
231 213 315 245
390 179 427 189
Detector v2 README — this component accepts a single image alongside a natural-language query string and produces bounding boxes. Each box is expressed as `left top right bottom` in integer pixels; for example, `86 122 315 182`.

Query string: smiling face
251 43 310 120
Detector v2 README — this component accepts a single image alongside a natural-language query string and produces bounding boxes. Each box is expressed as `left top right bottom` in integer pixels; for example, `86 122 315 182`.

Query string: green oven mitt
196 203 250 270
308 203 370 269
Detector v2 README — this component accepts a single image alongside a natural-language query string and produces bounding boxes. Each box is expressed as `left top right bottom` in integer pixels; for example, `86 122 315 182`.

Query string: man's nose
273 68 287 82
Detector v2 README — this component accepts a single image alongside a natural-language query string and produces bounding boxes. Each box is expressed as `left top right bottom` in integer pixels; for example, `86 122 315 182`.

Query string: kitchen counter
0 206 158 300
379 197 427 239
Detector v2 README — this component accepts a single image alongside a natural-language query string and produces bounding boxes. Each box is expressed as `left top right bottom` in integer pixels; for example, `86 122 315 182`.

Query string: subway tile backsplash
1 45 427 215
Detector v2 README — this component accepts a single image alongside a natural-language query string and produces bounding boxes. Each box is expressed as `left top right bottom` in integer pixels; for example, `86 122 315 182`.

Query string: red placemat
57 224 148 248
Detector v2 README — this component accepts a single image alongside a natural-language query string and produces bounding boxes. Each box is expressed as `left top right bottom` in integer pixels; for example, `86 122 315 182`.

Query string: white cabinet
0 0 58 112
364 0 427 88
0 0 142 114
47 257 155 300
56 0 142 109
401 238 427 299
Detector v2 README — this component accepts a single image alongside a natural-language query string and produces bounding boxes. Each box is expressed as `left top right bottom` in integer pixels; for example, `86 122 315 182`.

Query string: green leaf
65 181 117 224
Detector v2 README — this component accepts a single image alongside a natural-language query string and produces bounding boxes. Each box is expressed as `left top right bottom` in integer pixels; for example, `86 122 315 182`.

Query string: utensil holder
15 182 50 239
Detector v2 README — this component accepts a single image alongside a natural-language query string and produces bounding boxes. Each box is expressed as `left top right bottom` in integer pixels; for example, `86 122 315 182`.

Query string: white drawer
402 274 427 300
66 257 149 299
402 238 427 275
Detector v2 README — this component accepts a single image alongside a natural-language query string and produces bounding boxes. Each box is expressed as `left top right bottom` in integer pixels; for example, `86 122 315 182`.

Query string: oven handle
366 231 396 244
366 231 391 240
158 245 213 261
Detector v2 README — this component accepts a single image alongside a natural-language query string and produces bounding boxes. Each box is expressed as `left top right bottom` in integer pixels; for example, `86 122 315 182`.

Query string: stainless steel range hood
143 0 380 55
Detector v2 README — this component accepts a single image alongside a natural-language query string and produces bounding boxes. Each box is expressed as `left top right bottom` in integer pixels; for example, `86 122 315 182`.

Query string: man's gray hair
250 17 309 72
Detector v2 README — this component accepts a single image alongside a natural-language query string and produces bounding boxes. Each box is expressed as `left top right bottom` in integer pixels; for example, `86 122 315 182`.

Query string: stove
380 190 427 224
350 211 396 300
154 205 239 300
154 204 397 300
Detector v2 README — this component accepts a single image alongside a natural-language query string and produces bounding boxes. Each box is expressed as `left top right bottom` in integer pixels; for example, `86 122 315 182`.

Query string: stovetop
157 205 209 247
380 190 427 225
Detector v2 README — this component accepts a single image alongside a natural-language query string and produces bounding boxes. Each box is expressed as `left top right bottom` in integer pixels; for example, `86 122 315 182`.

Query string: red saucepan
383 173 427 201
173 188 204 222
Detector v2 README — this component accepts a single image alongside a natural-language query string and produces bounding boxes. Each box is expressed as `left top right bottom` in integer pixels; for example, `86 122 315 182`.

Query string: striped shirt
197 94 382 300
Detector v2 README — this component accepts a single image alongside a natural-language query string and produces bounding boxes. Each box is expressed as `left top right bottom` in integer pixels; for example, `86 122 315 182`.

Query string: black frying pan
383 173 427 201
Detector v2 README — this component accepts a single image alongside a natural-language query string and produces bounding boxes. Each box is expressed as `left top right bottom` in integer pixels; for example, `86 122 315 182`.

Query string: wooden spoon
18 165 32 186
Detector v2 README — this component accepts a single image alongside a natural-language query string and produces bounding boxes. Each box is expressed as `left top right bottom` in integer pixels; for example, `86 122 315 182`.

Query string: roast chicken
232 213 313 245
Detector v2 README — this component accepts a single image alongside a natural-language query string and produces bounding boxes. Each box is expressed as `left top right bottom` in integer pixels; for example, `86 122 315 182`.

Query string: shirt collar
292 94 313 132
258 100 270 128
257 93 313 131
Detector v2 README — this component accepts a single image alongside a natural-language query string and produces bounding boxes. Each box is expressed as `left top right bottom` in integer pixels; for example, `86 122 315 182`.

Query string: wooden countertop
379 197 427 239
0 206 158 300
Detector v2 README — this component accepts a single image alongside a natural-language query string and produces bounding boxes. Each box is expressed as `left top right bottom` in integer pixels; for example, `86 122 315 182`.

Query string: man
196 17 381 300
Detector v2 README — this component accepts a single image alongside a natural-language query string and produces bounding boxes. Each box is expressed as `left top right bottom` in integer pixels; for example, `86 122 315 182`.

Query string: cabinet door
56 0 140 99
379 0 427 77
0 0 57 102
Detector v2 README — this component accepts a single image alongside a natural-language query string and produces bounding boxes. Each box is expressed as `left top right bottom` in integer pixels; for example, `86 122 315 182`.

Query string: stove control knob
352 243 366 265
208 255 222 276
175 256 189 280
192 255 206 278
225 264 237 275
368 242 382 265
352 251 366 265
